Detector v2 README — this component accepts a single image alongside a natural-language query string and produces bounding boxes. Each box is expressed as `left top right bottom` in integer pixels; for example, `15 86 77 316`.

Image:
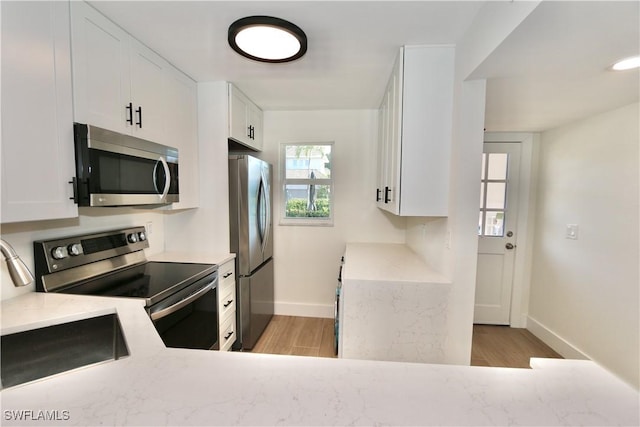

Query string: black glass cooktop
62 262 216 305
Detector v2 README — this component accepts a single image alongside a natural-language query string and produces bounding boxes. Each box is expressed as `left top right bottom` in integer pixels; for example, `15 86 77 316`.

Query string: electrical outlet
146 221 153 235
445 230 452 249
566 224 578 240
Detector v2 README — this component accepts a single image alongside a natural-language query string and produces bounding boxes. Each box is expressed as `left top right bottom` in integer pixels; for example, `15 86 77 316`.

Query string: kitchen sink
1 313 129 389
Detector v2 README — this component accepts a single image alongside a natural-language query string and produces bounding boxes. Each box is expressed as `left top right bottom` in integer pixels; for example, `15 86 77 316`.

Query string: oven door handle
150 282 213 321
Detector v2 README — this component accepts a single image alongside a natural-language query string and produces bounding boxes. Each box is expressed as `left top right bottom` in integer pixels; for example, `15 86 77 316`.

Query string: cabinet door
378 51 402 215
376 91 388 208
130 39 167 143
229 85 250 145
247 104 264 151
1 1 78 223
163 65 199 209
386 57 403 215
70 1 130 134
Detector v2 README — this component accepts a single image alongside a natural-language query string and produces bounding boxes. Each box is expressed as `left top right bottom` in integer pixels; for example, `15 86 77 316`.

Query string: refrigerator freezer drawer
236 258 274 350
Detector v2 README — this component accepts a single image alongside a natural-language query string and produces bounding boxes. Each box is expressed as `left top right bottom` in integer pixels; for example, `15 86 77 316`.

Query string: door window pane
487 153 508 180
481 153 487 179
486 182 506 209
484 211 504 237
479 151 509 236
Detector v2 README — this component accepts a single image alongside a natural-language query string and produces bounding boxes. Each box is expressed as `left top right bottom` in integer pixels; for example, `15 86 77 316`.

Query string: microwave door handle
160 156 171 200
150 283 213 321
153 156 171 200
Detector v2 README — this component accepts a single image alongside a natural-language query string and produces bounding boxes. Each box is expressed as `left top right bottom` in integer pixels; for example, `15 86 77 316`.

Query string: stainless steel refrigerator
228 154 274 350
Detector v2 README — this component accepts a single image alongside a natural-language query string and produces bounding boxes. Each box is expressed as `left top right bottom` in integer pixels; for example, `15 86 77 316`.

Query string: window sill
279 217 334 227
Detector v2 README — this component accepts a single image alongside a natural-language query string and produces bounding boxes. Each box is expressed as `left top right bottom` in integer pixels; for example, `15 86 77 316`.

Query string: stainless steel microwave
73 123 179 207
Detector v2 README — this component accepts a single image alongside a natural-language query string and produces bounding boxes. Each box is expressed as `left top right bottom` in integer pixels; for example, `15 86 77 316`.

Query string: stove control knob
67 243 83 256
138 231 147 242
51 246 67 260
127 233 138 243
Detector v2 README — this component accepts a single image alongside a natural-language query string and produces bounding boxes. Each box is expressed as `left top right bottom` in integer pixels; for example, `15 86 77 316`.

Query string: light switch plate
566 224 579 240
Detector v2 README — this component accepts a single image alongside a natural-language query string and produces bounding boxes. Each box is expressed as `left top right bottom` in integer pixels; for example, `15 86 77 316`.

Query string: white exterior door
474 142 522 325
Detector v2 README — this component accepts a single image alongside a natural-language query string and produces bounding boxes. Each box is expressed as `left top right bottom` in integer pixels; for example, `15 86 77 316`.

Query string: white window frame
280 142 334 226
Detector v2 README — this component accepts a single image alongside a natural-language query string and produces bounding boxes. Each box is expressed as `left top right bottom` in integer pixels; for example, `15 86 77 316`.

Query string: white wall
1 208 167 300
406 79 487 365
404 0 542 364
528 102 639 389
261 110 406 317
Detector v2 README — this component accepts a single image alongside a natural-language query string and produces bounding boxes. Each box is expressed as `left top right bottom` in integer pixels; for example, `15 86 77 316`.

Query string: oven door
148 273 218 350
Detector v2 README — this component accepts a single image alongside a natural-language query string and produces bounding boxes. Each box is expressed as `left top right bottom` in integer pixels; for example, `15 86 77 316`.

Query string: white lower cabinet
217 260 237 351
1 1 78 223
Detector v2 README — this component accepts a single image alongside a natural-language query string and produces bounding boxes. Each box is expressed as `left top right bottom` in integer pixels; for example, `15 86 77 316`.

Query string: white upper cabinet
163 65 199 210
71 1 168 143
1 1 78 223
228 84 264 151
376 46 455 217
129 39 168 143
70 1 130 135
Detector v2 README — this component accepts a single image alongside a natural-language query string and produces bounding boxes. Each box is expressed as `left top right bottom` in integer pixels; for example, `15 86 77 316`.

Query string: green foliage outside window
286 198 330 217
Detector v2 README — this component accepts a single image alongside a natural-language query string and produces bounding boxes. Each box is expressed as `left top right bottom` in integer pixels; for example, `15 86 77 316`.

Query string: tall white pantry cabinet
376 46 455 217
1 1 78 223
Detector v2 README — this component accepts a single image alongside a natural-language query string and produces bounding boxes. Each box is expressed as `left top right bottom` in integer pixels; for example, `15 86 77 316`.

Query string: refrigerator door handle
258 169 271 254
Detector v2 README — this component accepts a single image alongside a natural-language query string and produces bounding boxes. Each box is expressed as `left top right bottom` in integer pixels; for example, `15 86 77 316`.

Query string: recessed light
228 16 307 63
611 55 640 71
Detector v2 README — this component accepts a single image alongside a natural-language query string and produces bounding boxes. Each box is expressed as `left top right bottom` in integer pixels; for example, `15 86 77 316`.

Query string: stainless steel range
34 227 219 350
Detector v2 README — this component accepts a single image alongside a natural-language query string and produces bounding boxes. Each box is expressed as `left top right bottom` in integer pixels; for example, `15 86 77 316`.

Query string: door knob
506 231 514 237
505 243 516 250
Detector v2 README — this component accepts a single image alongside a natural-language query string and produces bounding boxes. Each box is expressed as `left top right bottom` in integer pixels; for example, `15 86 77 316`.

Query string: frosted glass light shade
612 56 640 71
228 16 307 63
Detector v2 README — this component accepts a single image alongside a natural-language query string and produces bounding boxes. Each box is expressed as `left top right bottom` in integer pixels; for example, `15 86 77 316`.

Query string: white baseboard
275 302 334 319
526 316 590 360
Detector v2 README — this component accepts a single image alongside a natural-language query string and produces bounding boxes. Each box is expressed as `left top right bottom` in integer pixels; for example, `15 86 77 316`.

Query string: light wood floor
250 315 336 358
250 315 563 368
471 324 562 368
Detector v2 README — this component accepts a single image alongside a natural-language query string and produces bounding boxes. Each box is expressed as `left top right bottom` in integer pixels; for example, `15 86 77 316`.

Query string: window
281 143 333 225
479 153 508 236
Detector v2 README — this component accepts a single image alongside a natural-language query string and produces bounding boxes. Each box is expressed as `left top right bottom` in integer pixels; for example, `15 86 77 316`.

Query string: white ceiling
90 1 639 132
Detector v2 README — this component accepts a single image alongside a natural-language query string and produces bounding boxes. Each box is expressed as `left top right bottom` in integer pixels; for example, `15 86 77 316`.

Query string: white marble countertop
1 292 638 426
343 242 450 284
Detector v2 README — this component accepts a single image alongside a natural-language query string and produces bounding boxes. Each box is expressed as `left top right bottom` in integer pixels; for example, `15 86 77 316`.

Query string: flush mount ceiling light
611 55 640 71
228 16 307 63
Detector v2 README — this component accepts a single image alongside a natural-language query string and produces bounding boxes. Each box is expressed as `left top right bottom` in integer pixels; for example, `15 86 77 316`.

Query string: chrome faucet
0 239 34 287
